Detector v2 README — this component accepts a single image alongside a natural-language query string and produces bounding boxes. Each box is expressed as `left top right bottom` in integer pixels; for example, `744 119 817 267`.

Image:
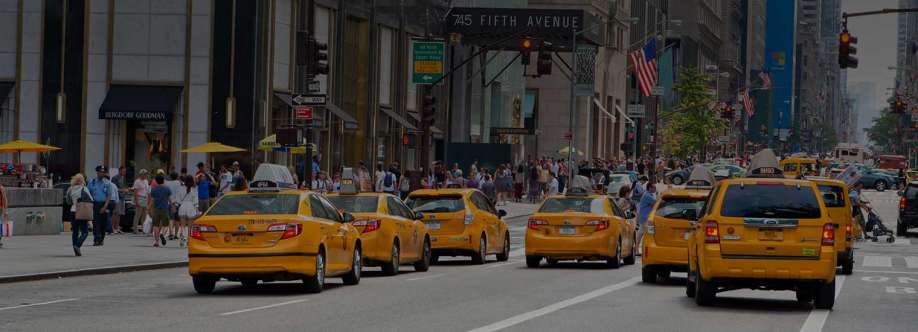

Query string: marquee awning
98 85 183 121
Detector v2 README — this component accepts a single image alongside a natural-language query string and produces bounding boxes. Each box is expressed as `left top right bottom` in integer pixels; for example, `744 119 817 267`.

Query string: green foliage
661 67 725 159
865 111 905 153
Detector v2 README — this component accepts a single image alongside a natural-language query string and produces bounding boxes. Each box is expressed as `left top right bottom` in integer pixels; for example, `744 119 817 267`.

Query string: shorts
152 209 170 227
198 199 210 213
115 201 126 215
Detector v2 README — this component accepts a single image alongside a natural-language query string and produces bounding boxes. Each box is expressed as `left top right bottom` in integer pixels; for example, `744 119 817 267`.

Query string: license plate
683 231 691 240
559 226 576 235
427 221 441 230
758 229 783 241
231 233 253 243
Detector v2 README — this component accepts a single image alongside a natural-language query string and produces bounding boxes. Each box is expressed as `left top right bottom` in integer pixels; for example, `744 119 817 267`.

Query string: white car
606 174 634 196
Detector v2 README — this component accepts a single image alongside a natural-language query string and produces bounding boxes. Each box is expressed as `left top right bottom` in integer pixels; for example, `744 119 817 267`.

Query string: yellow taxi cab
188 180 362 294
686 149 838 309
808 177 855 275
525 185 637 268
405 188 510 264
780 157 818 178
327 186 431 275
641 166 713 283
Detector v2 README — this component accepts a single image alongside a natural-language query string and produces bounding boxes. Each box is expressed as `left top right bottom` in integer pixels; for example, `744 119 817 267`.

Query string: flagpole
567 26 576 192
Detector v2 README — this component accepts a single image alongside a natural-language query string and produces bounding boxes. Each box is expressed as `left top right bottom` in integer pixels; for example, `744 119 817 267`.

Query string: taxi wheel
642 266 657 284
694 269 716 306
606 239 622 269
240 278 258 288
813 280 836 309
192 276 217 294
841 258 854 275
303 250 326 293
526 256 542 268
496 233 510 262
795 288 815 303
342 246 362 285
381 241 400 276
685 270 696 298
471 235 486 265
546 258 559 266
623 234 637 265
413 238 431 272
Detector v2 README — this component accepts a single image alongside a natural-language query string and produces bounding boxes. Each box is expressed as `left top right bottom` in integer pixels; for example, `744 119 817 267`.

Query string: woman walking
175 176 199 248
67 174 93 256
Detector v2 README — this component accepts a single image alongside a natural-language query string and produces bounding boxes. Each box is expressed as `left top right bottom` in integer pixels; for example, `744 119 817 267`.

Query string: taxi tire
526 256 542 268
496 233 510 262
841 256 854 275
471 235 486 265
685 270 696 298
796 288 815 303
813 280 835 309
381 241 400 276
413 238 432 272
303 250 326 293
192 276 216 294
606 239 623 269
623 234 637 265
694 269 716 306
342 245 362 286
642 266 657 284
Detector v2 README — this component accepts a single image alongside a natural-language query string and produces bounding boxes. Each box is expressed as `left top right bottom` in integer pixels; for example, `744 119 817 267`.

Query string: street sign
651 86 664 96
626 105 645 118
718 136 729 144
489 127 534 135
293 94 326 105
295 106 314 120
412 40 446 85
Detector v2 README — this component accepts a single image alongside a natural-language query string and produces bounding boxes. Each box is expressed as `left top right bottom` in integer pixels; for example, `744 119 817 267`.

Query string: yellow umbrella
181 142 246 154
0 140 62 153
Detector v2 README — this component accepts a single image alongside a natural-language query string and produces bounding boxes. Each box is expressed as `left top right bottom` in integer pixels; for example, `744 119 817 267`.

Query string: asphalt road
1 191 917 332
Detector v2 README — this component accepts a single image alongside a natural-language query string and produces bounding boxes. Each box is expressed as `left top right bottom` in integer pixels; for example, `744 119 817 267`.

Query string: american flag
759 70 772 89
742 89 754 117
630 39 657 97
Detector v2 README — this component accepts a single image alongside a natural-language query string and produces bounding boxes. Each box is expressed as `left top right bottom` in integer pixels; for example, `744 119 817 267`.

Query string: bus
834 143 868 164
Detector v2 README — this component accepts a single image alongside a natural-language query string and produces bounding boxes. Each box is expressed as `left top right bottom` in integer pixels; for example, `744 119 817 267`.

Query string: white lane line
483 260 522 269
905 257 918 269
467 276 641 332
798 275 847 332
855 269 918 275
405 273 447 281
894 239 912 246
0 298 79 312
509 248 526 258
219 299 309 316
862 256 893 268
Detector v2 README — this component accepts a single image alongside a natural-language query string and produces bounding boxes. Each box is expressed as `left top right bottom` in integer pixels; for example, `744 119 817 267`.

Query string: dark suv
899 182 918 236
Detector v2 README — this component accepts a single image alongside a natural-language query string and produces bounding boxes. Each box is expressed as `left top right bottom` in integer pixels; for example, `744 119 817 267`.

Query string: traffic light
301 34 329 76
520 38 533 66
721 105 734 120
421 94 437 128
893 98 907 113
537 42 552 76
839 30 858 69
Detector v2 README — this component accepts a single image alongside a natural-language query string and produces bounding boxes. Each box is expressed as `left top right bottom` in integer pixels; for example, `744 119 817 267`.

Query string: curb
0 261 188 284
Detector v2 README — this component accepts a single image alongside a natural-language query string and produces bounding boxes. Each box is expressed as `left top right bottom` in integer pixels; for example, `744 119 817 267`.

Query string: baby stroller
865 207 896 243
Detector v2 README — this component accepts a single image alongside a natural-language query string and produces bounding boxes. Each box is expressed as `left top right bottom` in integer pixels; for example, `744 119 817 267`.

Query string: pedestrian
165 172 184 240
66 174 92 256
481 174 497 203
631 176 647 208
175 175 199 248
377 167 396 194
103 174 119 235
616 185 633 213
357 161 372 192
110 166 127 234
195 163 213 212
399 172 411 200
332 172 342 193
88 166 112 246
636 183 658 255
148 175 171 247
132 169 151 234
850 182 867 240
219 165 233 195
312 171 332 193
0 182 7 248
528 165 541 203
547 174 559 196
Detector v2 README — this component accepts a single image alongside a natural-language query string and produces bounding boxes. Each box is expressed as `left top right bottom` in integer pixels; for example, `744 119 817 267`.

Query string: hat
138 169 149 176
232 161 240 166
95 165 108 173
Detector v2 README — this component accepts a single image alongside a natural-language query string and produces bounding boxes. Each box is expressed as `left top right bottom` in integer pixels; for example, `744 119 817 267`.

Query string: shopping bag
1 219 12 237
142 215 153 234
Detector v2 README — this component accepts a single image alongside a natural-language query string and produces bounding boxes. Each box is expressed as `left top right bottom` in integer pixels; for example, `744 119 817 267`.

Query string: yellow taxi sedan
327 192 431 275
686 150 838 309
188 181 362 294
405 189 510 264
525 191 637 268
810 177 856 275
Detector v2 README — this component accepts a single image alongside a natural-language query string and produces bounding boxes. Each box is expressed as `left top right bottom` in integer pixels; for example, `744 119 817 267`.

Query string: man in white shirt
376 168 396 194
132 170 151 234
218 166 233 195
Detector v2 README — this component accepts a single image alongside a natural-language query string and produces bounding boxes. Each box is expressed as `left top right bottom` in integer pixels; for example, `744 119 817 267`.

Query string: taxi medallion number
758 229 783 241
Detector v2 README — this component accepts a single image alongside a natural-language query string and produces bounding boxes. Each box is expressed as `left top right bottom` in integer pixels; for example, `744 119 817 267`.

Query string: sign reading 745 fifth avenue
412 40 446 85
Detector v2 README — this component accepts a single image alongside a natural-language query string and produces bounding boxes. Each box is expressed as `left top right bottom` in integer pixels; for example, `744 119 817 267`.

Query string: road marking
405 273 446 281
905 257 918 269
0 298 79 312
219 299 309 316
798 275 846 332
467 277 641 332
483 260 521 269
855 269 918 275
863 256 893 268
509 248 525 258
893 239 912 246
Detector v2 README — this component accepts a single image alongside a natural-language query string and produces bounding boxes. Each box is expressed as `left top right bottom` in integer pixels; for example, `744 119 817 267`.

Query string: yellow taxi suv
405 189 510 265
809 177 855 275
642 166 713 283
327 191 431 276
686 150 838 309
525 189 637 268
188 180 362 294
780 157 818 178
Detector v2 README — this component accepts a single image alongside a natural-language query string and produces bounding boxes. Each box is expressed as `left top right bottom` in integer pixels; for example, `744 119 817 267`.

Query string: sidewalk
0 233 187 283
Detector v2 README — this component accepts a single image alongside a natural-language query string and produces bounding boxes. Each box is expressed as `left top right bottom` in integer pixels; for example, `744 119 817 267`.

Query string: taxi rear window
720 185 821 219
208 194 300 215
406 196 465 213
539 198 605 214
817 185 846 208
326 196 378 213
656 198 705 220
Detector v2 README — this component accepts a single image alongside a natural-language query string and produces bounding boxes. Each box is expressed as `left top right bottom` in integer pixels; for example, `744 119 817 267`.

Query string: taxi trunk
424 210 468 236
654 215 692 247
196 215 298 249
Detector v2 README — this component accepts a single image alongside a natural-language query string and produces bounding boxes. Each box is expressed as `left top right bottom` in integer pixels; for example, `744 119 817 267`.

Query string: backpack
383 172 393 187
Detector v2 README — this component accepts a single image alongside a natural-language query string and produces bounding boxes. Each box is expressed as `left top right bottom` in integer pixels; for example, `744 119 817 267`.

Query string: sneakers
160 234 167 246
73 246 82 256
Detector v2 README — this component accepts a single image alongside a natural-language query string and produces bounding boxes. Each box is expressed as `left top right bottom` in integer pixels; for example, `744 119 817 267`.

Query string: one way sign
293 94 326 106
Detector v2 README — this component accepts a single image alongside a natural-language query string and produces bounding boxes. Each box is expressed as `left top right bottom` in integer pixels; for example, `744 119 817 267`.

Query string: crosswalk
859 255 918 269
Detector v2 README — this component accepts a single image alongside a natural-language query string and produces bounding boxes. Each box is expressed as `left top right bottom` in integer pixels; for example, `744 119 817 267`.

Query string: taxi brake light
845 224 852 240
704 221 719 243
822 223 835 246
646 217 656 234
352 220 381 233
528 218 548 230
268 223 303 240
190 224 217 241
586 219 609 231
901 197 907 210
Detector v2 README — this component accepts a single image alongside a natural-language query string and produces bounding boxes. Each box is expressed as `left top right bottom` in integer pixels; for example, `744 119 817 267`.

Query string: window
783 164 798 172
310 195 332 220
609 198 626 218
817 185 846 208
720 185 822 219
318 195 344 222
387 197 411 219
208 195 301 216
539 198 605 214
406 195 465 213
470 192 496 215
379 27 394 106
655 198 706 220
327 196 379 213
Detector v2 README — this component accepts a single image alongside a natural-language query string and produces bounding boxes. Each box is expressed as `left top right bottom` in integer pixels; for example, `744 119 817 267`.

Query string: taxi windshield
720 185 821 219
207 194 300 215
538 198 605 214
326 196 379 213
656 198 705 220
406 196 465 213
817 185 846 208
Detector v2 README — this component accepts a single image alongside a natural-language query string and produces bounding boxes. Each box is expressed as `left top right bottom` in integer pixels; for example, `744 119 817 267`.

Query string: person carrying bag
67 174 93 256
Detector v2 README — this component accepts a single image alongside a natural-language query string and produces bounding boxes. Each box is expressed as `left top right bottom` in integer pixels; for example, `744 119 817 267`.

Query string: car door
309 195 345 273
471 192 501 251
320 195 354 273
386 196 417 260
396 198 426 259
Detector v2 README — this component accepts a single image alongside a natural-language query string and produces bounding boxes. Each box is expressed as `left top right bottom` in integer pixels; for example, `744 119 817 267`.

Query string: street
1 191 916 332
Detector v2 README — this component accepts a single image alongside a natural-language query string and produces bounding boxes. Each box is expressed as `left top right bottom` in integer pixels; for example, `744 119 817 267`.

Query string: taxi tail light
901 197 907 210
586 219 609 231
845 224 852 240
190 224 217 241
822 223 835 246
646 217 656 234
464 212 474 225
352 220 380 233
704 221 719 244
528 218 548 230
268 223 303 240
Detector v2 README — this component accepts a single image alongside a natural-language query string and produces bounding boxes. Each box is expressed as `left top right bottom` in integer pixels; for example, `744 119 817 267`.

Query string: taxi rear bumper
188 252 318 280
525 231 614 259
430 229 478 254
699 245 836 283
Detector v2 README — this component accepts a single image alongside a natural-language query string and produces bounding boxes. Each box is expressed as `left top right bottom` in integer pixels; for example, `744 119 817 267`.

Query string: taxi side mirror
414 211 424 220
342 212 355 223
498 210 508 219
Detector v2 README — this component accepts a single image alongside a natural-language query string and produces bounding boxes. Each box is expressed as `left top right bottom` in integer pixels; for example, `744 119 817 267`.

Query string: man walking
377 167 397 194
635 183 657 255
88 166 111 246
110 166 127 234
148 175 172 247
195 163 213 212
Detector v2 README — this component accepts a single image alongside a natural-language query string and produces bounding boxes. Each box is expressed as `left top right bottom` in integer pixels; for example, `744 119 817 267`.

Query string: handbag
75 187 95 221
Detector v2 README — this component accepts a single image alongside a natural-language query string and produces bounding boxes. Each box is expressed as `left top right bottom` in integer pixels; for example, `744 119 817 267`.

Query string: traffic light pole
567 27 576 190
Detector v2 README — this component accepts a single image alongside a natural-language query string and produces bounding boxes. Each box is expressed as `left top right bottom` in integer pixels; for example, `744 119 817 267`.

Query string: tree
865 111 905 154
661 67 725 159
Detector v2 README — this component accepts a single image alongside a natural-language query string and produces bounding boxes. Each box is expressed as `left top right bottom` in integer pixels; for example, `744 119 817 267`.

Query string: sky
842 0 899 140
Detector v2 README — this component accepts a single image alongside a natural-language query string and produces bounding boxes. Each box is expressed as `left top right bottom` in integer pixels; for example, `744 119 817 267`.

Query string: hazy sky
842 0 898 109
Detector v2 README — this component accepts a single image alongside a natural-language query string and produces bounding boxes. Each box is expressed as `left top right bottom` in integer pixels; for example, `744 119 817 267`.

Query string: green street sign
412 40 445 85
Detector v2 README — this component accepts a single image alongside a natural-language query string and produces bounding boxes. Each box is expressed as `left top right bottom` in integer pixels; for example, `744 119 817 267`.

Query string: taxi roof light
746 149 785 178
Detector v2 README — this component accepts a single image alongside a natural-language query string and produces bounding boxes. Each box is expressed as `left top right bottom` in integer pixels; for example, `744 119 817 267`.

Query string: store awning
274 92 295 107
325 104 358 130
0 82 14 106
593 98 615 120
98 85 183 121
379 106 417 130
